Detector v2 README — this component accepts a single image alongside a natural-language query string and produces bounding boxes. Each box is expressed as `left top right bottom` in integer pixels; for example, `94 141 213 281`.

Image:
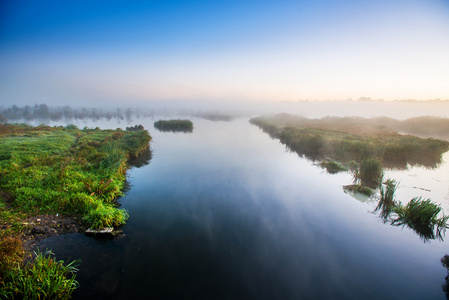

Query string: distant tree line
0 104 238 124
0 104 154 123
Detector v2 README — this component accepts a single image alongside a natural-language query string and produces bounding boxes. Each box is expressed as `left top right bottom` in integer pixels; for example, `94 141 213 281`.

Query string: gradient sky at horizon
1 0 449 106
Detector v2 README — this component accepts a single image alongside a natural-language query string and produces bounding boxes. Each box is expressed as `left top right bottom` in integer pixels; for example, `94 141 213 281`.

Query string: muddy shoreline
19 214 86 253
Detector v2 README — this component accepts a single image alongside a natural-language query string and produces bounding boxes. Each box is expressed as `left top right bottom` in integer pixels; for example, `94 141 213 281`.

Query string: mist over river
37 117 449 299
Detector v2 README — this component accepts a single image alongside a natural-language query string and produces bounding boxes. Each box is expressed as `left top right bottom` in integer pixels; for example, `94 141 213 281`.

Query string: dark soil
20 214 86 252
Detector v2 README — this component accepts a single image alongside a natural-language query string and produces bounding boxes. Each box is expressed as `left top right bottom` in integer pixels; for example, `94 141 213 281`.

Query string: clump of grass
357 158 383 187
392 197 449 241
320 160 347 174
154 119 193 133
372 177 449 241
0 236 23 283
375 178 399 221
343 184 374 196
0 249 80 299
83 203 129 230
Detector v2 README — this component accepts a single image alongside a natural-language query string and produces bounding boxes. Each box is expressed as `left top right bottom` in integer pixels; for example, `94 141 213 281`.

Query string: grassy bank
0 123 151 297
0 123 151 230
250 114 449 169
154 119 193 132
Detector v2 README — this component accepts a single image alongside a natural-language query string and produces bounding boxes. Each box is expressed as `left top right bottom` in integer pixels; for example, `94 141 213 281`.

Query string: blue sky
1 0 449 106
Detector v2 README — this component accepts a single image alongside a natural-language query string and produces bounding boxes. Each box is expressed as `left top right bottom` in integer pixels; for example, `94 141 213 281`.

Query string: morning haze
2 1 449 299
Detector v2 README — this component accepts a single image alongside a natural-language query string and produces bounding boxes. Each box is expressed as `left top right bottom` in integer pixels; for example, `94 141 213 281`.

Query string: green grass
320 160 347 174
0 123 151 298
0 249 80 299
154 119 193 132
392 197 449 241
357 158 383 187
372 177 448 241
375 178 400 221
0 124 151 230
250 115 449 169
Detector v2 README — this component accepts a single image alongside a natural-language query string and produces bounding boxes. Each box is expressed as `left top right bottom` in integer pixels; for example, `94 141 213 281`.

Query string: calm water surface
39 118 449 299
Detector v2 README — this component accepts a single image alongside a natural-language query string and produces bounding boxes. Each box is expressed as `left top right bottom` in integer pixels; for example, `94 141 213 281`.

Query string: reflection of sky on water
385 151 449 212
38 118 449 299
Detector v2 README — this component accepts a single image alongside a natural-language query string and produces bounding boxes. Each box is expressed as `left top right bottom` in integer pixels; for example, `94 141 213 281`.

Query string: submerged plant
320 160 347 174
375 178 400 221
392 197 449 241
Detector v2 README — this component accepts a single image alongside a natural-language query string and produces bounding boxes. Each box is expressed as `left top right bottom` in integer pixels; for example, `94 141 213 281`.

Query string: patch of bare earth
20 214 86 252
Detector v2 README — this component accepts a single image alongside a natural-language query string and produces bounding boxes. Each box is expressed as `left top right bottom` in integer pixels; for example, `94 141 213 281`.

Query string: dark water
38 118 449 299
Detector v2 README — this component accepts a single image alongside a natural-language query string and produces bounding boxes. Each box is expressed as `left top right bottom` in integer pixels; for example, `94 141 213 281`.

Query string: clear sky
1 0 449 106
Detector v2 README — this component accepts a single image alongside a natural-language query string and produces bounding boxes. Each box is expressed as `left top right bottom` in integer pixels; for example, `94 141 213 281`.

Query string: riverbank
250 114 449 170
0 123 151 298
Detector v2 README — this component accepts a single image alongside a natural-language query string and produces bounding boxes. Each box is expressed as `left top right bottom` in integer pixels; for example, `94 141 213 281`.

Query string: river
37 117 449 299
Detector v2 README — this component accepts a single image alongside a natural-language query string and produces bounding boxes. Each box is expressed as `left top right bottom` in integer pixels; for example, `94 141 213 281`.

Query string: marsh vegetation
250 114 449 170
0 123 151 230
154 119 193 133
0 123 151 297
373 178 449 241
251 114 449 241
0 249 80 299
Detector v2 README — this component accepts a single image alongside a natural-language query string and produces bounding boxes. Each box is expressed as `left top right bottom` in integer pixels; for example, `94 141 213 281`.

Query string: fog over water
3 0 449 297
36 117 449 299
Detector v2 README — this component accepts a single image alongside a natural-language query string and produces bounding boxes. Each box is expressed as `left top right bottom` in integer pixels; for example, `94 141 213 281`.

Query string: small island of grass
154 119 193 133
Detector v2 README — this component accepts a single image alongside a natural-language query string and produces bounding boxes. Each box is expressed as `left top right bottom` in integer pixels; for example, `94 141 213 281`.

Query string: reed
392 197 449 241
0 249 80 299
250 115 449 169
375 178 399 221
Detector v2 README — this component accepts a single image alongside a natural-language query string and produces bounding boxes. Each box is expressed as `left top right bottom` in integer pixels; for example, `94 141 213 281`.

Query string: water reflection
34 118 448 299
374 180 448 242
128 147 152 169
442 255 449 299
251 119 448 170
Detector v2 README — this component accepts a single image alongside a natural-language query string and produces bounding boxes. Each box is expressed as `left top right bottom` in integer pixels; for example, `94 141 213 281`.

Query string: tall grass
357 158 383 187
0 124 151 229
375 178 399 221
392 197 449 241
373 177 448 241
0 249 80 299
250 115 449 169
